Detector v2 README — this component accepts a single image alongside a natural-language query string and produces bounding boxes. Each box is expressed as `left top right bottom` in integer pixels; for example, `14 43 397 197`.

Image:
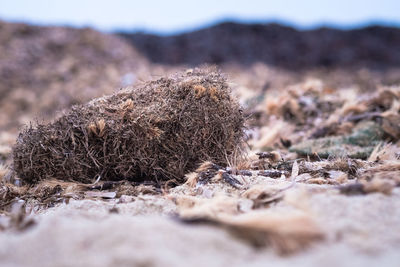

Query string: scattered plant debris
178 211 324 254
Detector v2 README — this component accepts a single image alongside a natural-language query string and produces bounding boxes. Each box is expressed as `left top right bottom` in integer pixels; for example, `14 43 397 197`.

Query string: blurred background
1 0 400 33
0 0 399 151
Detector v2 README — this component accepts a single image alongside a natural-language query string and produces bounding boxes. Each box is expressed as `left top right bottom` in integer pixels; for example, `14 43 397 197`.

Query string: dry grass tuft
13 68 245 184
0 165 8 182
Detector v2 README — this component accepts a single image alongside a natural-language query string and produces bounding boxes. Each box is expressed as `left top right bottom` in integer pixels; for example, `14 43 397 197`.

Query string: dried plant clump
13 68 245 184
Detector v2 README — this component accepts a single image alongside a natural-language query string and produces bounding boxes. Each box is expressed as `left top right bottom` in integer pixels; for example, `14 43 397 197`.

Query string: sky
0 0 399 34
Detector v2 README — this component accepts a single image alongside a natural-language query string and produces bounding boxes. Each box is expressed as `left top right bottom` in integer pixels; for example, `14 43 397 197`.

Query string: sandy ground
1 175 400 267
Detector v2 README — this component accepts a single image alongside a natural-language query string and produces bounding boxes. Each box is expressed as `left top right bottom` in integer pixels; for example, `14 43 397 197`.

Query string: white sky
0 0 399 34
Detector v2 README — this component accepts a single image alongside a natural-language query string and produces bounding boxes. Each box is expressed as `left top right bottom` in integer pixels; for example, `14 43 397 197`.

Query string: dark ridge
118 22 400 69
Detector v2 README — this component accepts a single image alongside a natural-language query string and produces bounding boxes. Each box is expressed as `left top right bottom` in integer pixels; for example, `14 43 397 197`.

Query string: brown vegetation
12 68 245 184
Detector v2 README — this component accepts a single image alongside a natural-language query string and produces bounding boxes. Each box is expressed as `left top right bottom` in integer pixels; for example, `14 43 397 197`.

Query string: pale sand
1 179 400 267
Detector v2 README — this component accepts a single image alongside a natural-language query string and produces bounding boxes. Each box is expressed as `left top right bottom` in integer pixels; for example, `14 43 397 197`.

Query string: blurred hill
1 20 400 134
119 22 400 69
0 21 150 132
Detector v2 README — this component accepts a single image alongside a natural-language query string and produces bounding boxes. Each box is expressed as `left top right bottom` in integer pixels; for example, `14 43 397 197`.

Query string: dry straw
13 68 245 185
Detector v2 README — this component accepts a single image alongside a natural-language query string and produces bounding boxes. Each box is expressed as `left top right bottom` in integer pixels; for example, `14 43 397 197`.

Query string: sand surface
1 176 400 267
